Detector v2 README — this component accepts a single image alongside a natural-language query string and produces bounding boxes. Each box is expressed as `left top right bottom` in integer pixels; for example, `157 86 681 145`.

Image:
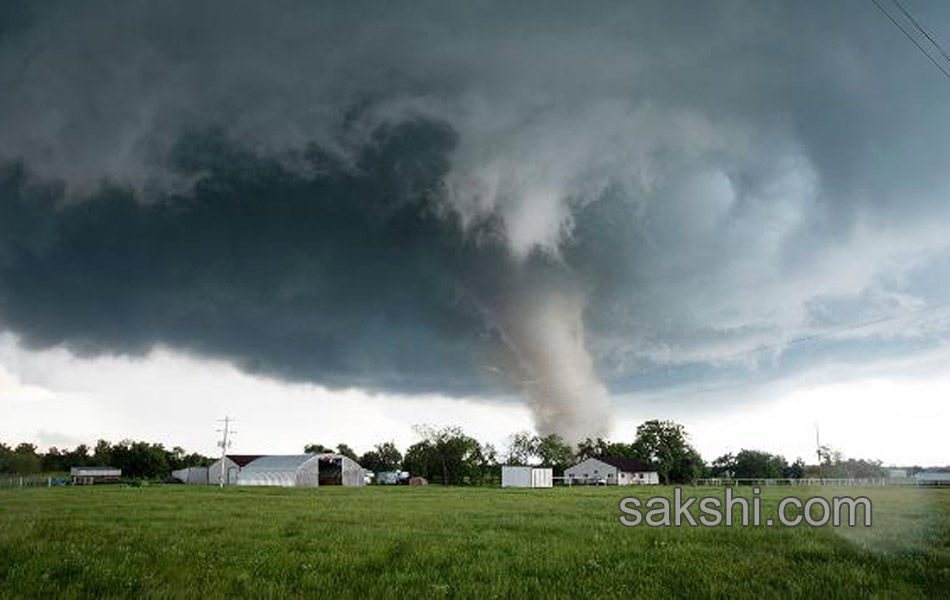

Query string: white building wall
916 471 950 484
172 466 209 485
564 458 618 482
564 458 660 485
340 456 365 486
208 457 240 485
296 458 321 486
502 466 553 487
531 468 553 488
238 455 319 487
502 466 533 487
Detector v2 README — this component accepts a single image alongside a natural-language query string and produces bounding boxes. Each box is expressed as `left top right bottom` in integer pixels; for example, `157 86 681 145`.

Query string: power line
889 0 950 65
870 0 950 82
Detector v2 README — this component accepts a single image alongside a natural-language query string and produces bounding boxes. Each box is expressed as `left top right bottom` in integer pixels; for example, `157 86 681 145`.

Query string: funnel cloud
498 287 611 441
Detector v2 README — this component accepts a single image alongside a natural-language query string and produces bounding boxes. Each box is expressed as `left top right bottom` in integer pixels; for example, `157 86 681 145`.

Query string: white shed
501 466 553 488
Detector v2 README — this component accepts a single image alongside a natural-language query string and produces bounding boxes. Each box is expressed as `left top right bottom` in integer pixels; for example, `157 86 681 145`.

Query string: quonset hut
236 454 365 487
208 455 263 486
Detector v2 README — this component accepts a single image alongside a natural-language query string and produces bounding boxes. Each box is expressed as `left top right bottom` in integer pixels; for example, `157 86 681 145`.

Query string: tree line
2 419 891 483
0 440 211 479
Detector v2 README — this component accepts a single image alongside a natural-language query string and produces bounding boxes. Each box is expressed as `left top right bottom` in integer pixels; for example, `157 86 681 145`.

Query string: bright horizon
2 333 945 467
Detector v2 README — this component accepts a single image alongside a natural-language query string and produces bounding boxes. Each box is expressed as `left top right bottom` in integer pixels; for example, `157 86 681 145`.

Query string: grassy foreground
0 485 948 599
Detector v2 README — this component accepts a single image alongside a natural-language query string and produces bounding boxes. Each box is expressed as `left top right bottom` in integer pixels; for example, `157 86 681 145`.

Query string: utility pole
216 416 236 488
815 422 822 481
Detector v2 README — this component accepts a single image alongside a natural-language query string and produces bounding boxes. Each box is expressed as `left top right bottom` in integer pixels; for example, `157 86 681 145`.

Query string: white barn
237 454 365 487
501 466 553 488
565 457 659 485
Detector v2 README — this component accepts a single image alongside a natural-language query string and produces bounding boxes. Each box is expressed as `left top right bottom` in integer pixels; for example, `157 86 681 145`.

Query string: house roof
595 456 654 473
70 465 119 471
226 454 265 467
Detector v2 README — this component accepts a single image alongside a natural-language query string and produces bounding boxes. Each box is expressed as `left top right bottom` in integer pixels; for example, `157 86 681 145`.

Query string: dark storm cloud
1 0 950 429
0 120 541 395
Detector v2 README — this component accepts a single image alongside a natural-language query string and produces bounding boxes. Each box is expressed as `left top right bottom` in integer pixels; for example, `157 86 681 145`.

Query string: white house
915 469 950 485
564 457 659 485
501 466 553 488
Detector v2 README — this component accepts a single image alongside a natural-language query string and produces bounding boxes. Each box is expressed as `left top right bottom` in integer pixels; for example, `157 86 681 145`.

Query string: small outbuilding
565 457 659 485
70 466 121 485
501 466 553 488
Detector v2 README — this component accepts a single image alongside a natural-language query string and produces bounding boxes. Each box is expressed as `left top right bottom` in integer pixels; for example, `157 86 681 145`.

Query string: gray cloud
2 0 950 437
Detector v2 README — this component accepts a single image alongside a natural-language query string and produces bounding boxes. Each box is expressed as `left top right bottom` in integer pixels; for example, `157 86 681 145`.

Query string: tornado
493 283 611 443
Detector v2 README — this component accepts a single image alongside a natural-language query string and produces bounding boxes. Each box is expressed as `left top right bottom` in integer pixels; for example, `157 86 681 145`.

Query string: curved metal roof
241 455 318 471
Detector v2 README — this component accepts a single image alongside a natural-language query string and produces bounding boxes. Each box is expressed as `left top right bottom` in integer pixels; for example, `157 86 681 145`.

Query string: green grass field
1 485 948 599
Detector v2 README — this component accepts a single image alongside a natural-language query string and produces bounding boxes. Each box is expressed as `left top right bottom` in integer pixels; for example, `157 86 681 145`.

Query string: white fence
694 477 948 487
0 475 63 488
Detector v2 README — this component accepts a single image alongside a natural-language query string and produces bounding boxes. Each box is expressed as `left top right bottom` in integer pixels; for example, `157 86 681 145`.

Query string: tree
109 440 171 479
709 453 736 478
403 425 492 485
0 439 212 478
535 433 575 474
359 442 403 473
816 448 885 479
631 420 704 484
504 431 538 466
575 438 612 461
336 444 358 461
0 443 40 474
66 444 90 467
42 447 66 472
304 443 332 454
732 449 787 479
93 440 113 466
674 446 707 483
785 458 806 479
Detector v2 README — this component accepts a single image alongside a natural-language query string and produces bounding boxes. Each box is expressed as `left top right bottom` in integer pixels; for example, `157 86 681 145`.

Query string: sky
1 0 948 466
